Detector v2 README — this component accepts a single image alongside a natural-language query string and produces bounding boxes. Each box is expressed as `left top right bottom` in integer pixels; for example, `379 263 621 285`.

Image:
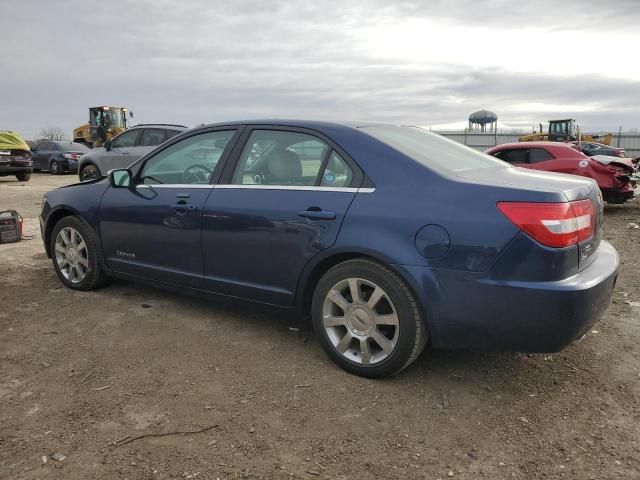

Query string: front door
31 142 50 170
99 129 239 287
202 128 360 305
102 128 142 172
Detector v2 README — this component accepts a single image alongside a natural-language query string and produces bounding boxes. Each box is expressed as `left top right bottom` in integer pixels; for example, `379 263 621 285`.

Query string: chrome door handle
170 203 197 211
297 209 336 220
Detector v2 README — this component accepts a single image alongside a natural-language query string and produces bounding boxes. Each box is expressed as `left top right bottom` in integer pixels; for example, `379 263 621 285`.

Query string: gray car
78 124 187 181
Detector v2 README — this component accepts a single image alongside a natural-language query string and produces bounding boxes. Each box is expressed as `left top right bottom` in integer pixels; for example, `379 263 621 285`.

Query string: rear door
99 128 240 287
201 127 362 305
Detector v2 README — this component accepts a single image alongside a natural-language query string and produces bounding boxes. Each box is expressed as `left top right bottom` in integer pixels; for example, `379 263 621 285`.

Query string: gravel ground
1 174 639 480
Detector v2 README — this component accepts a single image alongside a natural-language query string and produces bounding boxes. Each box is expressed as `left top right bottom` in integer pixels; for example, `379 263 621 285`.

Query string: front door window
140 130 236 185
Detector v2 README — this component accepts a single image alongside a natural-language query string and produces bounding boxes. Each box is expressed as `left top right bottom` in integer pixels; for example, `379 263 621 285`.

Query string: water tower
468 110 498 133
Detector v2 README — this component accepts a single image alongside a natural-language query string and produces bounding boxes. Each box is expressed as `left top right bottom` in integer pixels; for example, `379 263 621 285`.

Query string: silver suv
78 124 187 181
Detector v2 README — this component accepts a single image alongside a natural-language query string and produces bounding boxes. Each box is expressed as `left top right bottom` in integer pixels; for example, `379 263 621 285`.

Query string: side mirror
108 168 132 188
104 140 112 151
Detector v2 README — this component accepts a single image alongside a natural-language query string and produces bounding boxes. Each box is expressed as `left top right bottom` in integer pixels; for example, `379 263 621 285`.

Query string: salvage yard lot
1 174 639 479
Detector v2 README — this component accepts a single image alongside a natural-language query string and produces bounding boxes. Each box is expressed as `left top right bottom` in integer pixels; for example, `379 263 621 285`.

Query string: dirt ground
1 174 639 480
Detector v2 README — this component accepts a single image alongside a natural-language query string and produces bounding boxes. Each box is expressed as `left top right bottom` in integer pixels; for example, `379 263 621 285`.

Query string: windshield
359 125 507 173
90 108 126 128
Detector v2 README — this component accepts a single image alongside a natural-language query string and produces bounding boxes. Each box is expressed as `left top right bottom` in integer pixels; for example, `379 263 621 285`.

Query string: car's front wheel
50 216 109 290
16 172 31 181
79 163 101 181
312 259 428 378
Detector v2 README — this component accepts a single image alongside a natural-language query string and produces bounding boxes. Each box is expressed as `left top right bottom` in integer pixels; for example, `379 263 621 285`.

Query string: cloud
1 0 637 138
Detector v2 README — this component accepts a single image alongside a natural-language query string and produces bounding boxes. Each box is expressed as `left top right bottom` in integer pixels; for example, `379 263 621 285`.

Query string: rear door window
139 129 168 147
231 130 329 186
320 151 353 187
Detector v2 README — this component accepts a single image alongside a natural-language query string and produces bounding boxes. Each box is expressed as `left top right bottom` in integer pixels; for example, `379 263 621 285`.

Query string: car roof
491 141 574 149
187 119 395 132
128 124 188 129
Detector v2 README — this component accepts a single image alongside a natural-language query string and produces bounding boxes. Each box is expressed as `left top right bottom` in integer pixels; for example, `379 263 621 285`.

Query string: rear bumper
0 165 33 175
64 160 79 172
396 240 619 352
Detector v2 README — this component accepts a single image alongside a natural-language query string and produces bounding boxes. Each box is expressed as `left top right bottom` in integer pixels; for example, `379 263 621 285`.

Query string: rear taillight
497 200 595 248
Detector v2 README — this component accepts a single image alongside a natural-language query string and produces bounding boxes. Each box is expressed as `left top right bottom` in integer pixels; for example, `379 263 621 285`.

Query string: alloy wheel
322 277 399 365
81 165 99 181
54 227 88 283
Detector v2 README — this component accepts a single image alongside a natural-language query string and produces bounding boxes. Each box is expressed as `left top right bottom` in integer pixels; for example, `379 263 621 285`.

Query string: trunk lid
591 155 635 171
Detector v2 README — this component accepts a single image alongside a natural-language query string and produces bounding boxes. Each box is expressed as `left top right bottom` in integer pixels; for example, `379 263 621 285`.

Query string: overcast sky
2 0 639 139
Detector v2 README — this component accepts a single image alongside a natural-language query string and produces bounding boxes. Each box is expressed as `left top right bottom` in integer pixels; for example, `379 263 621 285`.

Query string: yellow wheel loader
519 119 612 145
72 106 131 148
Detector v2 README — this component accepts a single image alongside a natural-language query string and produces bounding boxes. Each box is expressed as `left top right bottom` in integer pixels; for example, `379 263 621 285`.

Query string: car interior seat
265 148 303 185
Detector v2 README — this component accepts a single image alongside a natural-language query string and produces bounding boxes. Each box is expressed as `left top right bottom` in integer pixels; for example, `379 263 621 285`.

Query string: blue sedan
40 121 619 378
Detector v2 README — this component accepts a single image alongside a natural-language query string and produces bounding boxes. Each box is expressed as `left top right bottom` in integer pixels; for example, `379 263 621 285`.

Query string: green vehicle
0 131 33 181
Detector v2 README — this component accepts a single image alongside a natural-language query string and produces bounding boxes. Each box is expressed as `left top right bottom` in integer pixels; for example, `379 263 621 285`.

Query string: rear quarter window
493 149 526 165
529 148 554 163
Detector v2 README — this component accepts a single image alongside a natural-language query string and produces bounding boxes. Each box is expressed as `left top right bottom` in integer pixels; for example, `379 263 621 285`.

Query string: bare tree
39 127 68 141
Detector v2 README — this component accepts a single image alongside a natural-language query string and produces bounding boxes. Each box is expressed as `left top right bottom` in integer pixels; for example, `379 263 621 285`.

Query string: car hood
591 155 635 172
83 146 106 156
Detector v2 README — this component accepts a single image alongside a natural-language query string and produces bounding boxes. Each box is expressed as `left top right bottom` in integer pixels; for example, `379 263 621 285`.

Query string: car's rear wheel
16 172 31 181
50 161 63 175
50 216 109 291
79 164 100 181
312 259 428 378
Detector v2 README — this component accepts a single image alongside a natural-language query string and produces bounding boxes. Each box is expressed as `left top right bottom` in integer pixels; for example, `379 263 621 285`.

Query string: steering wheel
183 164 212 184
243 169 266 185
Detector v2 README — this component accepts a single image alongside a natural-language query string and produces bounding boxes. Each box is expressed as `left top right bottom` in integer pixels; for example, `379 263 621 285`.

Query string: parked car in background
41 121 618 378
487 142 638 204
0 131 32 181
31 141 89 175
78 124 187 181
572 141 626 158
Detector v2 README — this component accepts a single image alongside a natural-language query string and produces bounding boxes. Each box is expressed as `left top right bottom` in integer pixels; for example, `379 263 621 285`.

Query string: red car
487 142 638 204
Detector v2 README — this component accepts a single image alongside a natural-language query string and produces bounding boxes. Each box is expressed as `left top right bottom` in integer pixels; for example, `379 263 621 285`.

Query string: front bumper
396 240 619 352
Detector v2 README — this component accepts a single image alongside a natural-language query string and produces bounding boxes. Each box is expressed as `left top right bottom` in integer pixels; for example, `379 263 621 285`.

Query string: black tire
16 172 31 181
312 259 428 378
50 161 63 175
50 216 109 291
79 163 101 181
